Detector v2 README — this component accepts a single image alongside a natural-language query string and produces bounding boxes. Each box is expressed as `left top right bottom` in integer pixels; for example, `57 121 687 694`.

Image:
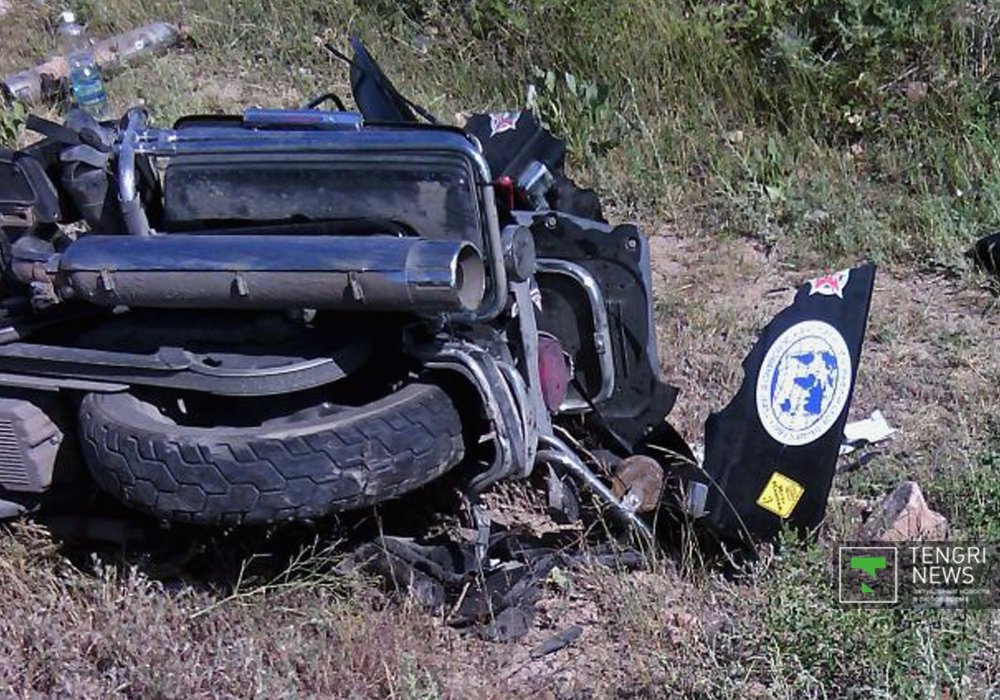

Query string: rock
611 455 664 513
859 481 947 542
723 129 744 145
905 81 929 103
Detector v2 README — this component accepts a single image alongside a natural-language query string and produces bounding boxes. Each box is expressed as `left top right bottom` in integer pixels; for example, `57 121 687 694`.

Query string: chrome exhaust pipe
44 235 485 313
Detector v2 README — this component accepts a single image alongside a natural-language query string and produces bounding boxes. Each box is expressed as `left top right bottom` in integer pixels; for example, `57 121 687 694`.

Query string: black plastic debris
348 531 645 642
349 536 475 611
545 465 581 524
968 231 1000 279
530 625 584 659
694 264 876 542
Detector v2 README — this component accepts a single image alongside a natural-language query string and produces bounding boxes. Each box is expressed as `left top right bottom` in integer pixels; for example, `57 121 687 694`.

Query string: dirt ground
1 220 998 698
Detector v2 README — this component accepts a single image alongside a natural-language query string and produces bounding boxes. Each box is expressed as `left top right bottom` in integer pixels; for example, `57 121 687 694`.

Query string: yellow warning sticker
756 471 805 519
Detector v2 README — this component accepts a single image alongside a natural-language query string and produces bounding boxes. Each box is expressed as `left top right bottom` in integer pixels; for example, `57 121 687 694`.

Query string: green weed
755 533 982 697
933 443 1000 540
0 101 26 149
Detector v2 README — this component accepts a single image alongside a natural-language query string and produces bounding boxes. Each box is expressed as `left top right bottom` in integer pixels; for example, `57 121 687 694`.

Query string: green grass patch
4 0 1000 263
754 534 984 698
932 442 1000 540
0 101 26 149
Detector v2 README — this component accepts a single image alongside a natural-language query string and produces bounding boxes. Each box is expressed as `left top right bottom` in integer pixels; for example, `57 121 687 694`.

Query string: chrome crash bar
117 108 150 236
418 339 655 544
537 258 616 410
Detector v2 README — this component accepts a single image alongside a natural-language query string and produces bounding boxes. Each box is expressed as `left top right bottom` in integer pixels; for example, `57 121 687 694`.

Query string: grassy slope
2 0 998 267
2 1 1000 697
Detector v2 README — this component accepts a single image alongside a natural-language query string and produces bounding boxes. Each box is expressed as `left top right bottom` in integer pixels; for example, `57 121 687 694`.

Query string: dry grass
0 524 467 698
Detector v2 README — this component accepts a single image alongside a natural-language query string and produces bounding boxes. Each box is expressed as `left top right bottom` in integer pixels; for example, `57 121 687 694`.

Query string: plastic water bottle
58 10 108 119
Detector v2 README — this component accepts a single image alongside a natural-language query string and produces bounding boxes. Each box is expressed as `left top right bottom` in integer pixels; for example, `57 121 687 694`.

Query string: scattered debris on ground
2 22 181 104
344 525 648 642
529 624 583 659
841 409 897 455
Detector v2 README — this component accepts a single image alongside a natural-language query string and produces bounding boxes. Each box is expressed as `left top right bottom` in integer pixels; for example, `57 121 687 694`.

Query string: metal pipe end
454 243 486 311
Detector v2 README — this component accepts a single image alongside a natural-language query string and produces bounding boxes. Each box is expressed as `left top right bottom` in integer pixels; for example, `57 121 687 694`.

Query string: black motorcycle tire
78 383 465 525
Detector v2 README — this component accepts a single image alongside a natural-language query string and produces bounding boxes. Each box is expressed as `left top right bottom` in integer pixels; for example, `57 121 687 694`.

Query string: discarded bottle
58 10 108 119
3 23 181 106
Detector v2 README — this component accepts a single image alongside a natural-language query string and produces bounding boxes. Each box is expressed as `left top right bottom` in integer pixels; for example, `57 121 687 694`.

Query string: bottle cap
60 10 76 24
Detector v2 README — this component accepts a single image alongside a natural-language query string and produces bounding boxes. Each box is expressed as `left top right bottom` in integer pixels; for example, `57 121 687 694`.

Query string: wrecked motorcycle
0 39 874 546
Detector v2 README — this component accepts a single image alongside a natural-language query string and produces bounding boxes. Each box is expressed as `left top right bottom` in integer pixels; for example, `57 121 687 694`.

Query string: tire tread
78 383 465 524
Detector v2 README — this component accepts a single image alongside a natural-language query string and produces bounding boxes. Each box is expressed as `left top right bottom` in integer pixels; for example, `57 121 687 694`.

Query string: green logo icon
850 555 888 594
839 546 898 604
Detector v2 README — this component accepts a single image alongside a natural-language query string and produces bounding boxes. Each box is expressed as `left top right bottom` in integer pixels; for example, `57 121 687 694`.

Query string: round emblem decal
755 320 852 447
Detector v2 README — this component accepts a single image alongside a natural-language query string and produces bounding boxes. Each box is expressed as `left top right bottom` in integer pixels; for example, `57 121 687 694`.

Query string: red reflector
494 176 515 211
538 334 571 412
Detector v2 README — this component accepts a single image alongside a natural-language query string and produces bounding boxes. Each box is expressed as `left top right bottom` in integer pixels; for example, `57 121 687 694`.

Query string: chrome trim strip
536 258 615 411
242 108 363 130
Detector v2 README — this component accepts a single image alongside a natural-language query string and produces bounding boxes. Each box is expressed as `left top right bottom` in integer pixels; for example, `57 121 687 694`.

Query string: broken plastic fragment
840 409 897 456
693 263 876 542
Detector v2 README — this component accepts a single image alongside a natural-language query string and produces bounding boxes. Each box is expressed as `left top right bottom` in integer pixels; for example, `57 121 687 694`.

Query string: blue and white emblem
755 320 852 446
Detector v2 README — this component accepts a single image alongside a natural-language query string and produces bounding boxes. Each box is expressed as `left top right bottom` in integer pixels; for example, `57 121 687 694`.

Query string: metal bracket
414 340 530 492
537 433 654 543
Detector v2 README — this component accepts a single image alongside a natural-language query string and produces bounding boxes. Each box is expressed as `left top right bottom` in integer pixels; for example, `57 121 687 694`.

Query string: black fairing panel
697 264 876 542
465 111 605 221
528 213 677 448
348 37 417 123
0 149 61 235
466 111 564 181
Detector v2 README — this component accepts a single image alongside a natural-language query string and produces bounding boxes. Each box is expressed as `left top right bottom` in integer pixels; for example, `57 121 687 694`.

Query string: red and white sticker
489 110 521 137
808 269 850 298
